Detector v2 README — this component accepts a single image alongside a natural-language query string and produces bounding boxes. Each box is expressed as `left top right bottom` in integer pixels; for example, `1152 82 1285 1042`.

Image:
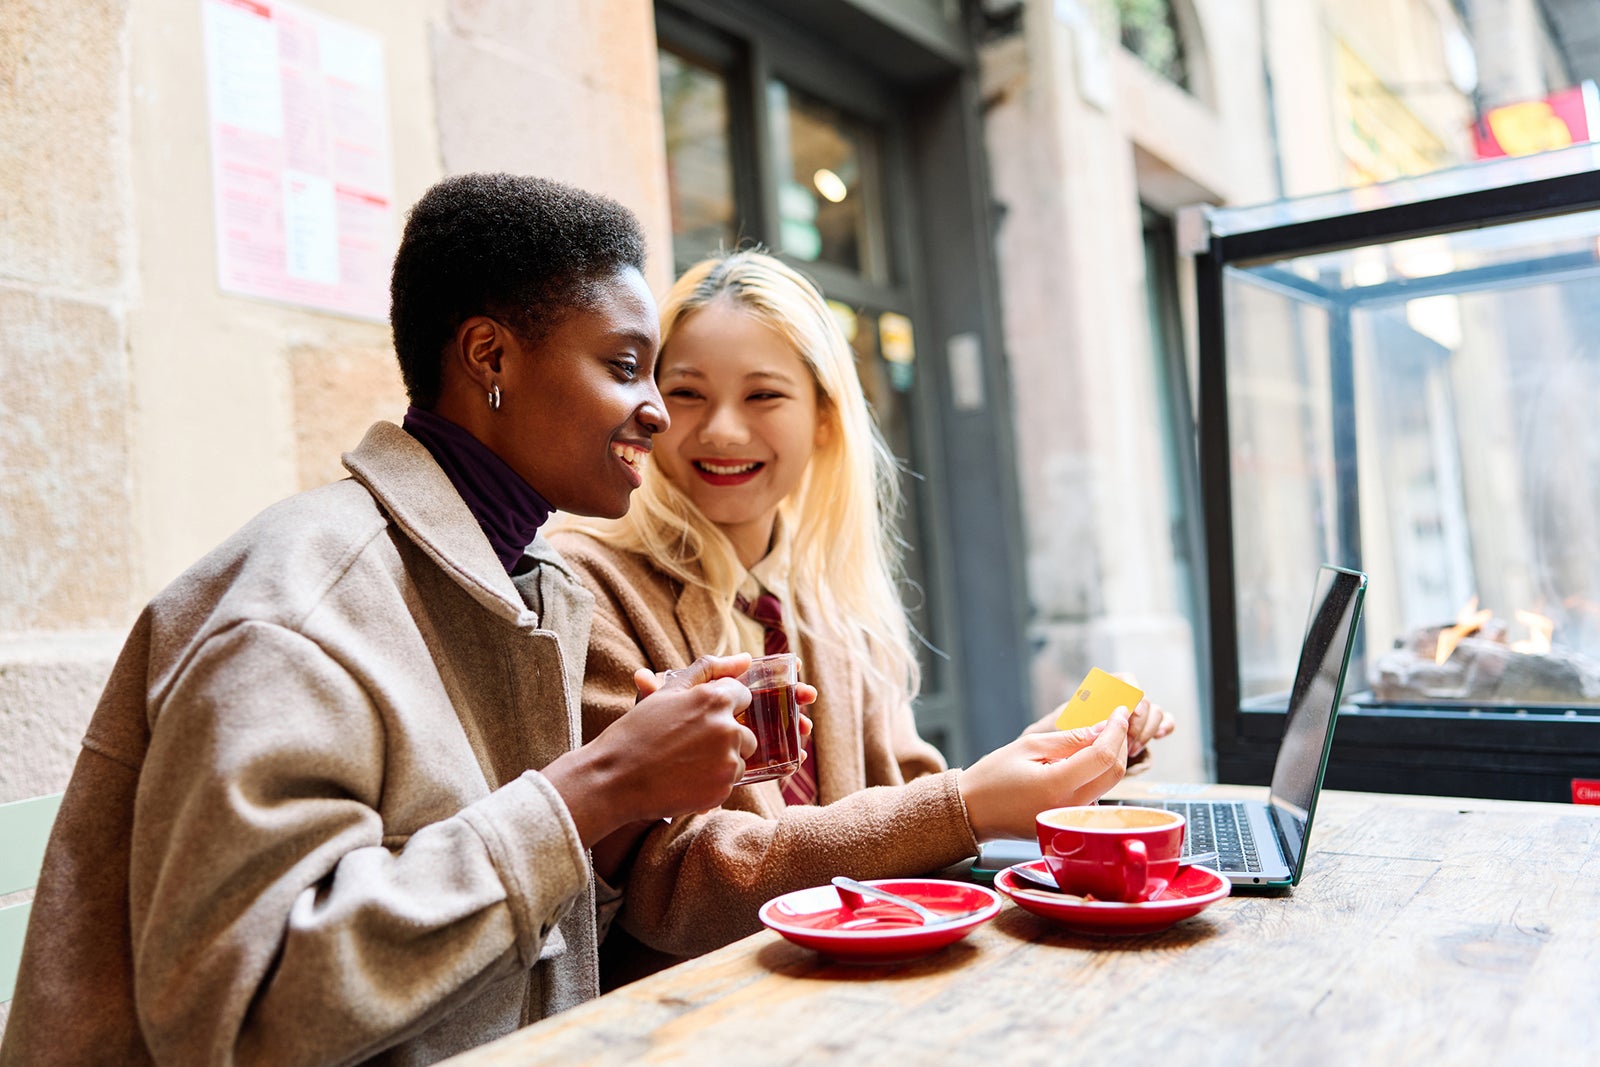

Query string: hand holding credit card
1053 668 1144 730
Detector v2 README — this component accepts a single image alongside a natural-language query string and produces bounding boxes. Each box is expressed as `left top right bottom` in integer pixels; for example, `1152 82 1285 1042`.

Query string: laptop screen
1267 565 1368 875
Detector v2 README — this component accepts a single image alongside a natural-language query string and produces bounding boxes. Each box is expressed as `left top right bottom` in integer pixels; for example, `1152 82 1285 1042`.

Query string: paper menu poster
202 0 394 321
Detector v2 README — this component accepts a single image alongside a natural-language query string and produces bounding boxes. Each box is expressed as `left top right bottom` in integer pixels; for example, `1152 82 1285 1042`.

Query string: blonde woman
550 250 1172 976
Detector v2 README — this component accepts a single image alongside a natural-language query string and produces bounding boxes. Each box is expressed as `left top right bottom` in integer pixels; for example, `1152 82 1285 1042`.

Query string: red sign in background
1472 85 1595 159
1572 779 1600 805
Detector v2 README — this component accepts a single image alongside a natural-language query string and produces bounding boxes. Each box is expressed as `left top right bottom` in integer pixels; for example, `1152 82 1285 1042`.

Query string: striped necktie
735 592 818 806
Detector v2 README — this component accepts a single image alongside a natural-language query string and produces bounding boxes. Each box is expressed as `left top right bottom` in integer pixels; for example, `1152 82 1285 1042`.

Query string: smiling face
654 299 827 566
478 266 666 519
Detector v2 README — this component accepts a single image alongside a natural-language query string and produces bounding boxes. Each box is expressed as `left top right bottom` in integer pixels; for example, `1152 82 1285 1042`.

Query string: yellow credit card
1053 668 1145 730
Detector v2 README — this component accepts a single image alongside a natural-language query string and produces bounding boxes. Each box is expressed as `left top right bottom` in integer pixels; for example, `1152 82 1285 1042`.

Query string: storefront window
830 301 934 668
767 80 885 282
1117 0 1189 90
659 45 737 268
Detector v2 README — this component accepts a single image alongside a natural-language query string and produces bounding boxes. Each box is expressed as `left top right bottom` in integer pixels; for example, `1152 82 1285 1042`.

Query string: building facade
1 0 1582 814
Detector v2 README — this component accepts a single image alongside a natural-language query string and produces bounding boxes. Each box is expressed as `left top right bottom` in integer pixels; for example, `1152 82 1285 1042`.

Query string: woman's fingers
1067 710 1131 799
659 653 753 690
1154 707 1176 738
633 667 663 699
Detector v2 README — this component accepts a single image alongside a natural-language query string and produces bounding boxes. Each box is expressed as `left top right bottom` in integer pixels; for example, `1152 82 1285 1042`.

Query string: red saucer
759 879 1001 964
995 859 1229 936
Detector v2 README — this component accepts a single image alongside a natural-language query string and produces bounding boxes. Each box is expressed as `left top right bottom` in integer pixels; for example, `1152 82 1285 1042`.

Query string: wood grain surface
445 788 1600 1066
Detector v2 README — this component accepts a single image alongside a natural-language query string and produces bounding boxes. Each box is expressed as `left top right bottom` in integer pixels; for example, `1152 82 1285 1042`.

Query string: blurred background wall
3 0 1592 802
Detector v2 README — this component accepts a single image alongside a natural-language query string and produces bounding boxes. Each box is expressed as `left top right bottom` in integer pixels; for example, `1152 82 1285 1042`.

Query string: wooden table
448 787 1600 1065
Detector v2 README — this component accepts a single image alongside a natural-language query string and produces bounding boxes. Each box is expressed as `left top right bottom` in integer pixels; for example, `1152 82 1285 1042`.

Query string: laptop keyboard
1147 801 1264 873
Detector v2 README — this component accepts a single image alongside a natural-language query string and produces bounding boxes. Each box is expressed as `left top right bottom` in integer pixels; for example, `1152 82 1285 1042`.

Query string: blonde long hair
560 251 919 704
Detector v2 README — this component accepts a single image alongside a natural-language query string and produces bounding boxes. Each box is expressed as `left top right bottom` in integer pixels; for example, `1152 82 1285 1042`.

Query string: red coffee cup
1035 805 1187 903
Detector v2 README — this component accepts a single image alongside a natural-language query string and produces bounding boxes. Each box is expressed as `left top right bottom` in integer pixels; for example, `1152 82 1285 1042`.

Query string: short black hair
389 173 647 406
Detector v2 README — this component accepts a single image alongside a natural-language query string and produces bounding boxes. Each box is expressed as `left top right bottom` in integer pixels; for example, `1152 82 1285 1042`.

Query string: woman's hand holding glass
545 654 764 851
633 657 817 795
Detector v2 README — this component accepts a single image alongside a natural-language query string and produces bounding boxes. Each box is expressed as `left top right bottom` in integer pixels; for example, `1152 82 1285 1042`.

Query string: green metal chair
0 793 63 1004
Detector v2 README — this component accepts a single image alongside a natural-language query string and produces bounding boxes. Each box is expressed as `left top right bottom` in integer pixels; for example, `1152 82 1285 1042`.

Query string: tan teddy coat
1 423 603 1067
549 529 979 966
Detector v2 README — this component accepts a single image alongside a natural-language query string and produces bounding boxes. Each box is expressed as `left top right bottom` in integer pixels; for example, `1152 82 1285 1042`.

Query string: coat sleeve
885 695 950 782
560 540 979 958
130 620 589 1067
619 774 976 956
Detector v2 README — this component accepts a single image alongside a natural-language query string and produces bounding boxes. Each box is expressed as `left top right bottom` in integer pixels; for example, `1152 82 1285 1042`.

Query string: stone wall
0 0 669 1037
432 0 674 291
1 0 137 805
0 0 671 804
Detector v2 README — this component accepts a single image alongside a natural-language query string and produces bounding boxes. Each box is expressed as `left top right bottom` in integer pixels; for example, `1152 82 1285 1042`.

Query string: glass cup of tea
734 652 803 785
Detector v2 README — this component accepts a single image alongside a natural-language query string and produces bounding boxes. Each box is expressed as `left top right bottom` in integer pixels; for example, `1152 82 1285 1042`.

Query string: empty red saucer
995 859 1229 935
759 878 1001 963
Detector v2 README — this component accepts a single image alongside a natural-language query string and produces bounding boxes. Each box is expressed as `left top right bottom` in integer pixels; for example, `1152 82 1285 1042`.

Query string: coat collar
674 580 724 660
343 421 535 627
675 514 792 659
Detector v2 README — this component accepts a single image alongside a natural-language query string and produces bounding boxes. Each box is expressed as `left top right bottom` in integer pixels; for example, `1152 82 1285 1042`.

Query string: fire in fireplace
1372 597 1600 705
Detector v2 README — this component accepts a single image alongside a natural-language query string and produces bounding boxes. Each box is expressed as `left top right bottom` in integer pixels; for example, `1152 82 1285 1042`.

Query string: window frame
655 0 1031 763
1195 167 1600 803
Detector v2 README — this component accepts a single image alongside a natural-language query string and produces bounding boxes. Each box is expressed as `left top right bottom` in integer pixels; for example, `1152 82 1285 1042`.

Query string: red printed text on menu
202 0 394 321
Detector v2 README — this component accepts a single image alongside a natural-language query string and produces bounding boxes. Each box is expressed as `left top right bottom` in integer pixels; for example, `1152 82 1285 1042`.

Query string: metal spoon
1007 864 1077 894
1009 851 1221 895
831 876 974 926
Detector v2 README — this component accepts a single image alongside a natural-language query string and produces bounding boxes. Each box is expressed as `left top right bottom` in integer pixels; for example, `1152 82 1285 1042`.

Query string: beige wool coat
549 529 979 962
1 422 604 1067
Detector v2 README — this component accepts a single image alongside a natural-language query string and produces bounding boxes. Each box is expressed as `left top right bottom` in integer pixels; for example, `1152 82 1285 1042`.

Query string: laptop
974 563 1368 891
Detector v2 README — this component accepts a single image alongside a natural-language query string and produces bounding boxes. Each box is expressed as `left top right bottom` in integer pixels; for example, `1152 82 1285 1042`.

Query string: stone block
289 336 408 490
0 632 122 804
430 23 673 285
442 0 658 104
0 288 135 631
1021 449 1102 618
0 0 131 290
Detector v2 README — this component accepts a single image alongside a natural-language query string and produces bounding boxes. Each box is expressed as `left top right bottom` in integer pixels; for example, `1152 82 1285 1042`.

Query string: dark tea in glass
736 652 802 784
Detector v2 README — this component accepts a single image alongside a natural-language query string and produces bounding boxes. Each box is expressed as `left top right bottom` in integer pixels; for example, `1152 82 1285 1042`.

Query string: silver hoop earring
487 384 501 411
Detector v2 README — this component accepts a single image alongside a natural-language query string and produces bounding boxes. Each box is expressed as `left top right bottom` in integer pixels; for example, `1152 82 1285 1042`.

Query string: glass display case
1194 144 1600 802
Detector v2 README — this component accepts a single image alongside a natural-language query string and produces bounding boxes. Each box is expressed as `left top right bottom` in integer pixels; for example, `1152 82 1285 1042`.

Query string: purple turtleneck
402 405 553 574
